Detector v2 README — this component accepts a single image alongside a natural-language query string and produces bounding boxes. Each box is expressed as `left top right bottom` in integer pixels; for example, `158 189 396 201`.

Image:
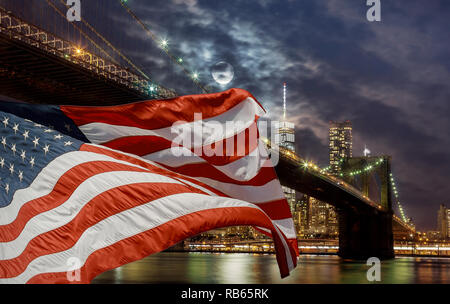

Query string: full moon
211 61 234 85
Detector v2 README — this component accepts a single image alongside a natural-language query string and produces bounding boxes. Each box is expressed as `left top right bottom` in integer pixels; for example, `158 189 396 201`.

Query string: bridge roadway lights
338 208 394 260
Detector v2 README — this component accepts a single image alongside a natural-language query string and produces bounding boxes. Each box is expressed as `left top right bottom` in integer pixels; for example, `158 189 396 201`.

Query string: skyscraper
329 120 353 174
276 121 295 152
296 194 310 235
275 83 295 152
301 120 354 238
274 83 296 213
308 197 339 236
437 204 449 239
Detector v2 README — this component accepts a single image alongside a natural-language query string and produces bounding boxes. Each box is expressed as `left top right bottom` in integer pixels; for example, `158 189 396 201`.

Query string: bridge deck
0 7 176 105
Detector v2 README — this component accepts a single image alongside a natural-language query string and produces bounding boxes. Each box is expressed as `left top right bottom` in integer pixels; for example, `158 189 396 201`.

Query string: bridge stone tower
337 155 394 260
342 156 392 209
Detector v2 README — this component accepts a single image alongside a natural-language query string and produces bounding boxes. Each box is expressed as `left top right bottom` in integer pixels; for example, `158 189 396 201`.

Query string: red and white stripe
0 145 296 283
60 89 297 222
60 88 297 277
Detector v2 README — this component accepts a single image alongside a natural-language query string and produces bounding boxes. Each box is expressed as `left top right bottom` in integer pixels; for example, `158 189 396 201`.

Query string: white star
20 150 26 162
44 129 53 133
34 123 43 128
32 137 40 148
1 137 6 149
64 141 73 147
11 143 16 155
43 144 50 155
29 157 35 168
5 183 9 194
12 123 19 134
18 170 23 182
54 134 63 140
0 158 4 168
9 163 14 175
2 117 9 128
22 130 30 141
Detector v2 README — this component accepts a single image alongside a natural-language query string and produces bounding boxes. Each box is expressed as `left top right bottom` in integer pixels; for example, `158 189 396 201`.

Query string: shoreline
165 249 450 258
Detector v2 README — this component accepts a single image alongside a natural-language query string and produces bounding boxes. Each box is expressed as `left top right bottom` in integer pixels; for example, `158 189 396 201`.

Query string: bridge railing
0 6 177 100
263 138 380 207
393 214 415 231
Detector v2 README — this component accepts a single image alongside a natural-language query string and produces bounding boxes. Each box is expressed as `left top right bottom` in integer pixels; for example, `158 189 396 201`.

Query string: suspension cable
45 0 120 66
118 0 209 93
57 0 150 80
390 173 409 223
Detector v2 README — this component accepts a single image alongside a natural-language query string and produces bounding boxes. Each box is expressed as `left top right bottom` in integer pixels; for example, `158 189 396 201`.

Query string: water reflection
92 252 450 284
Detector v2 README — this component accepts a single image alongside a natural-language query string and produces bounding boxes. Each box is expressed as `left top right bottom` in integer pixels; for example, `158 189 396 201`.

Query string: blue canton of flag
0 111 82 207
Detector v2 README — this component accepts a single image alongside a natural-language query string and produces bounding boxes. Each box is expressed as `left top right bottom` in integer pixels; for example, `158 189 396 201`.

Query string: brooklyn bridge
0 1 416 260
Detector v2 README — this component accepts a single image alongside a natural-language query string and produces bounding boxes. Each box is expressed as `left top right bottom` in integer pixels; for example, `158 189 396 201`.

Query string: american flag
0 88 298 283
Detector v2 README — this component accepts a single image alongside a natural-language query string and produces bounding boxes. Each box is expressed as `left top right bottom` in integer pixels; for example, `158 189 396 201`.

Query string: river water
92 252 450 284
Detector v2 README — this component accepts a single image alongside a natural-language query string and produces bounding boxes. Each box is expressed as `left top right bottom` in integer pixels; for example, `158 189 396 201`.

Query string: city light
390 172 409 223
342 157 384 177
160 39 168 48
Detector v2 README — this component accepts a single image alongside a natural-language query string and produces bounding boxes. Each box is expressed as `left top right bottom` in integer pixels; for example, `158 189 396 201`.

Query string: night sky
3 0 450 230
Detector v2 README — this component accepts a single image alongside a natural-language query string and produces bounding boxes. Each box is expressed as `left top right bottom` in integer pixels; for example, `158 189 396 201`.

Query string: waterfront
92 252 450 284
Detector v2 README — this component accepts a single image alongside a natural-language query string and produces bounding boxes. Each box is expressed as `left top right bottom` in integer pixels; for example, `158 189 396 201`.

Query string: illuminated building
296 194 310 235
274 83 295 152
274 83 296 212
425 230 442 241
226 226 253 239
437 204 450 239
329 120 352 174
307 197 339 237
300 121 353 237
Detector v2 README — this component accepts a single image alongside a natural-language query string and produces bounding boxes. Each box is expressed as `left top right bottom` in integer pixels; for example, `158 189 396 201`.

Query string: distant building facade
437 204 450 239
306 197 338 237
275 121 295 152
295 194 310 235
329 120 352 175
425 231 441 241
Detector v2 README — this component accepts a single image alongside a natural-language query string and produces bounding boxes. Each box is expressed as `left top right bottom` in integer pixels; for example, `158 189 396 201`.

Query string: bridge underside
0 32 150 106
275 155 394 260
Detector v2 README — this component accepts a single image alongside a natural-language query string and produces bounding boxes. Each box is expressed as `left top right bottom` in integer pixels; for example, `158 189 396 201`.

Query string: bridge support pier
338 209 394 260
